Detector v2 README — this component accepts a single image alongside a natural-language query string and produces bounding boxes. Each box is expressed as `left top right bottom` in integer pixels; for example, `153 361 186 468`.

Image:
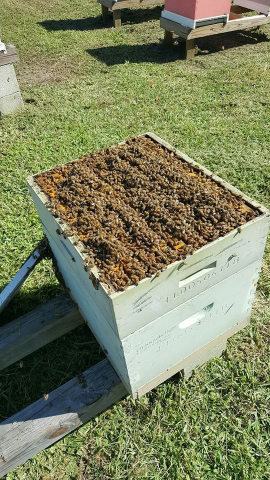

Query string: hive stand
0 288 247 477
160 5 270 60
98 0 163 28
0 45 24 115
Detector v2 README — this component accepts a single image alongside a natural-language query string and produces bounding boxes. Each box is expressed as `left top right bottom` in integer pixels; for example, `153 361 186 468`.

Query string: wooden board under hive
27 133 270 398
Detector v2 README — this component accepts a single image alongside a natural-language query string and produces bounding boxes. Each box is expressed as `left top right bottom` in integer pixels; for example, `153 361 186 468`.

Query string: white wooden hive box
27 133 270 398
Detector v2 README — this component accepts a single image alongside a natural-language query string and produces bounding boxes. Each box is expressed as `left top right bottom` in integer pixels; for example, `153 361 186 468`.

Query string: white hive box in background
0 45 24 115
27 133 270 398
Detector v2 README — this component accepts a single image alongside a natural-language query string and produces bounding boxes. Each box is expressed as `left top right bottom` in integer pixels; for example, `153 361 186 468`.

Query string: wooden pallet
0 295 126 478
0 293 249 477
160 6 270 60
98 0 163 28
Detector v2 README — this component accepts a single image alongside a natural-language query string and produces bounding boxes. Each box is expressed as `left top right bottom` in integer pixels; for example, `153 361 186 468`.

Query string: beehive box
161 0 231 28
27 133 270 398
234 0 270 14
0 46 24 115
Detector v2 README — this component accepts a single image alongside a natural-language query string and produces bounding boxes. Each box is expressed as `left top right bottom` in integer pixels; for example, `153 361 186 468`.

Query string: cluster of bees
35 136 259 292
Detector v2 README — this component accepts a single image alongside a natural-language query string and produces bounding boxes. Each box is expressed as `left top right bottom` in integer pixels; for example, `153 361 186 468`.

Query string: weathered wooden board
188 13 270 39
98 0 163 11
98 0 163 27
0 295 84 371
160 13 270 41
160 11 270 59
0 46 18 67
0 358 127 478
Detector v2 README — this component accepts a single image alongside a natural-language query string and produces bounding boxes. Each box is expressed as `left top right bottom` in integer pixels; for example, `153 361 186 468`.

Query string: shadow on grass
87 28 269 65
87 41 186 65
38 6 163 31
0 281 63 327
196 28 269 56
0 285 105 422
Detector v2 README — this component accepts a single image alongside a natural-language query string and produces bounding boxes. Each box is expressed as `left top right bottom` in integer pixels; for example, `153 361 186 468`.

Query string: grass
0 1 270 478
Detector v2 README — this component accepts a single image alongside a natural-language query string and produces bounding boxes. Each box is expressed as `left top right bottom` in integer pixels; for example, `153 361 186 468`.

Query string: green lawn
0 1 270 478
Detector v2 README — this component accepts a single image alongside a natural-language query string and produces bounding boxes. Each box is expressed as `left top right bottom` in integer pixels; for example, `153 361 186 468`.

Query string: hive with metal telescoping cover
27 133 270 398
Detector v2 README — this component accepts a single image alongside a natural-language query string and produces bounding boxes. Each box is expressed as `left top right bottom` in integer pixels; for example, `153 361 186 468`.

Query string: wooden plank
0 359 127 478
164 30 174 47
0 295 84 371
113 9 122 27
0 46 19 67
160 13 270 42
101 4 109 21
188 14 270 39
111 0 163 9
186 38 195 60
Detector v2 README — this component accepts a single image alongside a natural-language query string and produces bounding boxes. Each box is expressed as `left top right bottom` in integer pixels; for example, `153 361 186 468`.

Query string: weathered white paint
0 64 23 115
161 9 229 28
122 260 261 395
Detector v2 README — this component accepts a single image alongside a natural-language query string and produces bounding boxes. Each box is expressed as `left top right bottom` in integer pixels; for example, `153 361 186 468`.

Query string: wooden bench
98 0 163 28
160 6 270 60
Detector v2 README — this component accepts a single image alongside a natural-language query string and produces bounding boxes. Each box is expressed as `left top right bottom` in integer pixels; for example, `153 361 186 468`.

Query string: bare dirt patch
17 56 76 87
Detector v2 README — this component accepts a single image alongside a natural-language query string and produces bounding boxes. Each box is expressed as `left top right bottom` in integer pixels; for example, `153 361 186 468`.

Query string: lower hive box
27 133 270 398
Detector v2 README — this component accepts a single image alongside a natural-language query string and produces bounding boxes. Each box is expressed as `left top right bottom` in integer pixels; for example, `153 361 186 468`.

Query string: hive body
234 0 270 14
0 46 23 115
27 133 270 398
161 0 232 28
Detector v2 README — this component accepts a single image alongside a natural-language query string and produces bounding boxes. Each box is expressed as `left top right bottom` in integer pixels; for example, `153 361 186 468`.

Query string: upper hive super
34 135 259 293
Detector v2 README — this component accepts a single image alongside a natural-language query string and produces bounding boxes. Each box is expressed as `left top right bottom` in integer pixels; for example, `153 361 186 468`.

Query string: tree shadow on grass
87 28 269 65
38 6 163 31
